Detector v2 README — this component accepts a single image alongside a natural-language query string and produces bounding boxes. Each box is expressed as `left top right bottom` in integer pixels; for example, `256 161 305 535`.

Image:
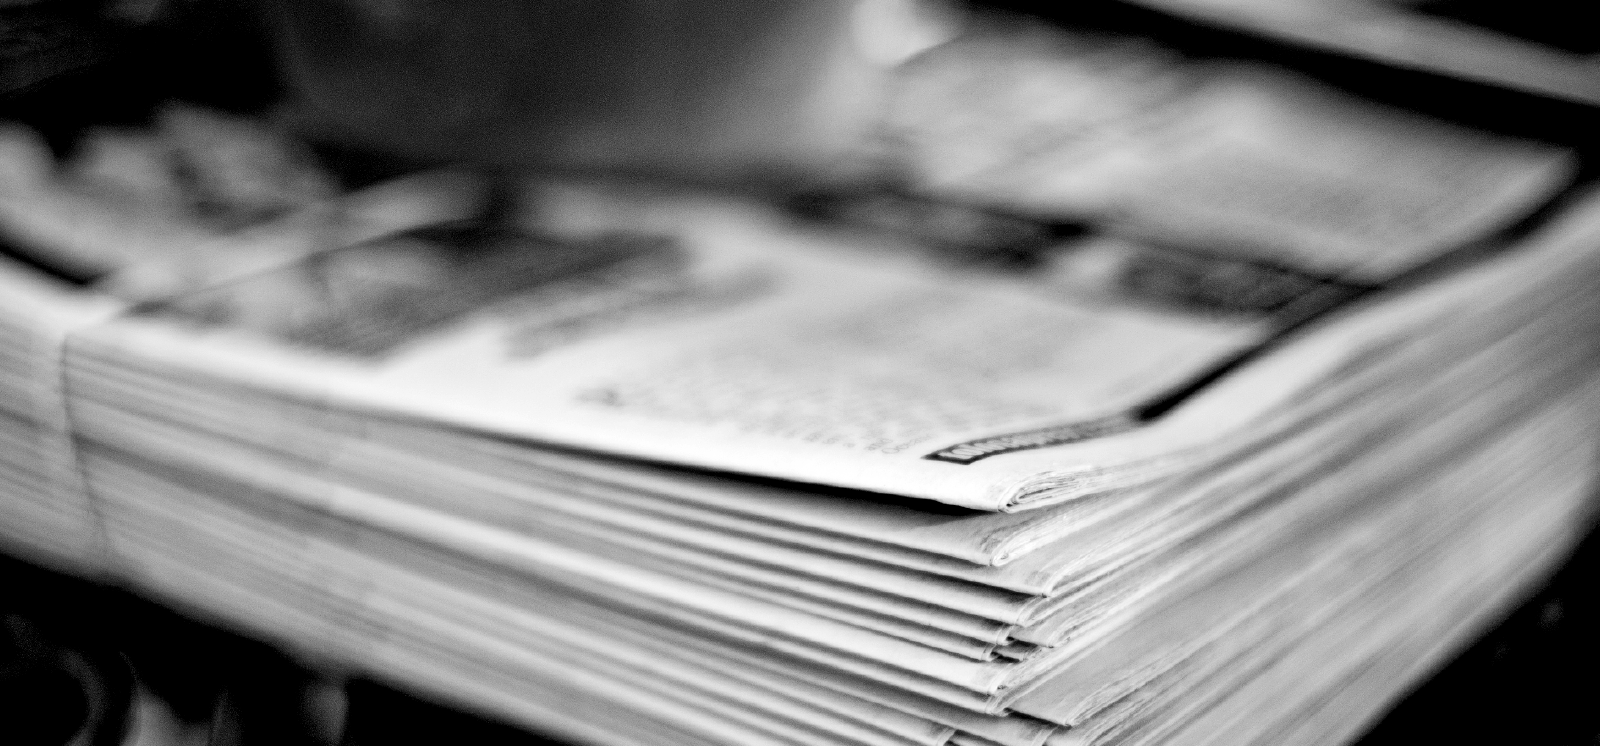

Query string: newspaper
887 27 1576 280
0 258 121 568
61 171 1600 512
1109 0 1600 106
0 22 1577 514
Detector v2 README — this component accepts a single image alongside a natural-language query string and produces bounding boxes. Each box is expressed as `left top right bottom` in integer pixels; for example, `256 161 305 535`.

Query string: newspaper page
1109 0 1600 105
886 25 1576 281
62 172 1600 512
41 23 1589 514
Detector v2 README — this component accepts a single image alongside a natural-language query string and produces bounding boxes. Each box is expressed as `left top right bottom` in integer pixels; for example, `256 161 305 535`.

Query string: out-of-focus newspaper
13 23 1585 513
886 27 1575 280
1106 0 1600 106
69 168 1595 512
0 259 121 568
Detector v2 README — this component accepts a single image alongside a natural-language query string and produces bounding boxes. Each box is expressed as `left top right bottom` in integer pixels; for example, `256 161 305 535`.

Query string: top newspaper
23 31 1590 511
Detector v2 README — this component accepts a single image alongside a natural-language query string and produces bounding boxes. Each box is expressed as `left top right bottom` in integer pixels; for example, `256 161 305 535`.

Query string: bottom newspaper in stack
15 188 1599 746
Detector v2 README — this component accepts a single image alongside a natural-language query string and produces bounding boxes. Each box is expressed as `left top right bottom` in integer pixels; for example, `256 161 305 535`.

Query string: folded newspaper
2 17 1598 746
66 159 1576 515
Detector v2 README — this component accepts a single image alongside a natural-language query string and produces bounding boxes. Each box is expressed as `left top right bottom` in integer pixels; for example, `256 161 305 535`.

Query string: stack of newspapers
0 262 116 569
5 21 1600 746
